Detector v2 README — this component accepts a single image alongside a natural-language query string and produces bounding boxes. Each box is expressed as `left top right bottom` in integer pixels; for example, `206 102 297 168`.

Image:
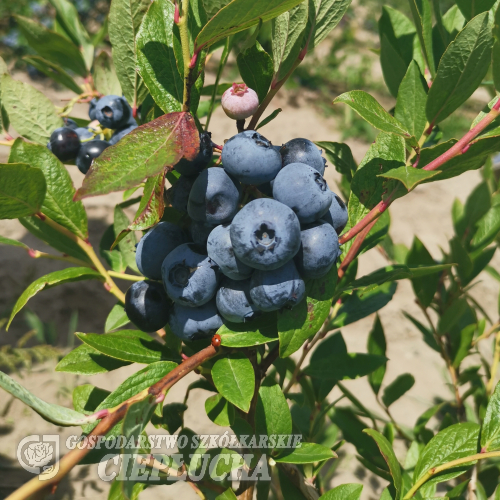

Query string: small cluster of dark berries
125 130 348 342
47 95 137 174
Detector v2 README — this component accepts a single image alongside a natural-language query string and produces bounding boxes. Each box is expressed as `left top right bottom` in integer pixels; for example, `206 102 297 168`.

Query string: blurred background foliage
0 0 473 143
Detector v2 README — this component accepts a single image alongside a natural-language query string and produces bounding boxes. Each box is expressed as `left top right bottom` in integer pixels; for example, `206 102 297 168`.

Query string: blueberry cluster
47 95 138 174
125 132 348 341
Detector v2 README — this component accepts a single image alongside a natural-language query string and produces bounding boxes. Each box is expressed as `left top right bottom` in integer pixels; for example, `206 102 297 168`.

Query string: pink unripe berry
221 83 259 120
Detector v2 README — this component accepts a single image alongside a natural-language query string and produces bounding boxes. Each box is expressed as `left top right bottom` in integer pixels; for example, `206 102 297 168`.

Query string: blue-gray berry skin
207 224 253 280
321 191 348 235
216 278 260 323
75 127 93 141
273 163 332 223
250 260 305 312
169 299 223 341
175 132 213 176
95 95 133 129
161 243 220 307
221 130 282 185
63 118 78 130
295 221 340 279
76 140 110 174
89 98 98 120
230 198 301 271
188 167 241 224
281 138 326 175
124 280 170 333
109 123 138 145
169 175 196 213
190 221 215 247
136 222 188 280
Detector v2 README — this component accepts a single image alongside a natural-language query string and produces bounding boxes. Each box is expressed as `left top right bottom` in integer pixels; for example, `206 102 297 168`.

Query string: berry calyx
221 83 259 120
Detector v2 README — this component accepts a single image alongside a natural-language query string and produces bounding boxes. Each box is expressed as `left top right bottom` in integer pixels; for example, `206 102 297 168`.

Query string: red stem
338 220 377 279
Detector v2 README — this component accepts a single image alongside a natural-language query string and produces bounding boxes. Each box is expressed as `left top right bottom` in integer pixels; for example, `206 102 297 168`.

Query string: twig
472 320 500 346
5 344 219 500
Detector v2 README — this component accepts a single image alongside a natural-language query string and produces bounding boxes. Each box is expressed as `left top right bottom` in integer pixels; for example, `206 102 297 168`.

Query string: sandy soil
0 73 498 500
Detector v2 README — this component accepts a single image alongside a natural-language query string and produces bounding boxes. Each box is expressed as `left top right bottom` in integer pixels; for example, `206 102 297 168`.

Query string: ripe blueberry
168 299 223 341
109 123 138 145
89 98 98 120
273 163 332 223
250 260 305 312
169 175 196 213
187 167 241 225
281 138 326 175
63 118 78 130
230 198 301 270
75 127 94 142
136 222 188 280
221 83 259 120
76 140 110 174
295 221 340 279
94 95 133 129
175 132 213 176
221 131 282 185
321 191 349 235
207 224 253 280
161 243 220 307
124 280 170 333
216 277 260 323
48 127 81 162
190 221 215 247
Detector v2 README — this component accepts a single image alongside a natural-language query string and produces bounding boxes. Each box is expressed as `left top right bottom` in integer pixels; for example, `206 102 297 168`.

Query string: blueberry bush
2 0 500 499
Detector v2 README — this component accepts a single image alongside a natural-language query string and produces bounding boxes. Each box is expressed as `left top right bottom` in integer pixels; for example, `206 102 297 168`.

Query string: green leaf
316 141 356 181
414 423 480 488
77 330 180 364
408 0 435 77
1 74 63 145
218 314 279 347
211 353 255 412
47 0 94 69
113 205 139 272
136 0 183 113
56 343 131 375
493 5 500 92
128 170 166 231
303 353 387 380
151 402 186 433
272 2 309 81
9 139 88 238
119 395 156 498
0 163 46 219
456 0 497 20
75 112 199 199
481 382 500 452
306 0 353 52
14 15 87 76
426 13 493 126
0 370 91 426
330 281 397 328
237 41 274 102
256 108 282 130
100 225 126 273
94 51 122 96
0 235 28 249
333 91 414 143
319 484 363 500
472 205 500 249
405 237 440 307
367 315 386 395
364 429 402 499
23 56 83 94
278 265 337 357
105 304 131 332
275 442 336 464
348 132 405 227
205 393 235 426
378 165 440 191
195 0 305 50
73 384 110 414
20 216 90 262
108 0 150 108
7 268 102 329
382 373 415 408
255 384 292 450
378 6 420 97
395 61 428 141
108 480 145 500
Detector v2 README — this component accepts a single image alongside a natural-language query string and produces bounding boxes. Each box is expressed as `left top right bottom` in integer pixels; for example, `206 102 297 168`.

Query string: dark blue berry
95 95 133 129
281 138 326 175
169 175 196 213
76 140 110 174
321 191 348 235
48 127 81 162
216 278 259 323
175 132 213 176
